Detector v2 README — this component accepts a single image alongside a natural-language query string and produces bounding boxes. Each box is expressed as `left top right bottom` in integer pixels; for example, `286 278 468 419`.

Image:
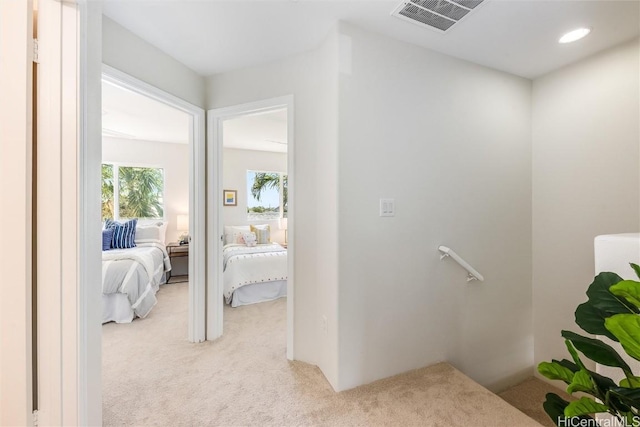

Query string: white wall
222 148 288 243
102 137 189 246
208 23 534 393
102 16 206 109
336 23 533 392
206 29 340 388
312 27 340 390
532 39 640 375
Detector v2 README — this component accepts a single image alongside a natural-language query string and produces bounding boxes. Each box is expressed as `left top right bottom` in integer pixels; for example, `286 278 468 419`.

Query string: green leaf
585 272 636 314
611 280 640 309
556 359 617 392
631 263 640 280
605 314 640 361
565 339 587 371
567 370 594 394
556 359 579 373
575 272 636 342
620 376 640 388
609 387 640 410
555 359 633 411
575 301 619 341
564 397 609 417
538 361 575 384
562 330 632 373
543 393 570 426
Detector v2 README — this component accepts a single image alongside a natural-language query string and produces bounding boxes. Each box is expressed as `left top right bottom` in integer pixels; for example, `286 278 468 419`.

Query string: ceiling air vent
392 0 486 33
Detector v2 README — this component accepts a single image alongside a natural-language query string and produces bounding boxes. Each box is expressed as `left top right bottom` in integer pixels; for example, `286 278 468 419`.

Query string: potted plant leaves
538 263 640 426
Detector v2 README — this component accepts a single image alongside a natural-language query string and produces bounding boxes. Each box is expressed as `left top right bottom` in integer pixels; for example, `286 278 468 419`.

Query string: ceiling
102 0 640 79
102 80 190 144
223 109 288 153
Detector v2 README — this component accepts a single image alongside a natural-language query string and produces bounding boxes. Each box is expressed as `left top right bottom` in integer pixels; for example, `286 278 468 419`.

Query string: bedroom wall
335 23 533 392
102 136 189 249
532 39 640 377
222 147 288 244
205 28 340 388
102 16 206 108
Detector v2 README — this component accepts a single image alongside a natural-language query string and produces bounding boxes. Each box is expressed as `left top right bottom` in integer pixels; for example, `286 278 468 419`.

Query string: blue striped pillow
102 228 114 251
106 218 138 249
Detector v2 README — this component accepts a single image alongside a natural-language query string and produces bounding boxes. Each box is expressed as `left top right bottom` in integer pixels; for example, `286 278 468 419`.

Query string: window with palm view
102 163 165 221
247 170 287 221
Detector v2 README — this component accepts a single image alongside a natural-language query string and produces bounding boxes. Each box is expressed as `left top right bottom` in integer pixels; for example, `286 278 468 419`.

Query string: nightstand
166 242 189 283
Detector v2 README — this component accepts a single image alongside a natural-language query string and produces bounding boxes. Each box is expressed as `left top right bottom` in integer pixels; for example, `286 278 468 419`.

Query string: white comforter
102 241 171 322
223 243 287 303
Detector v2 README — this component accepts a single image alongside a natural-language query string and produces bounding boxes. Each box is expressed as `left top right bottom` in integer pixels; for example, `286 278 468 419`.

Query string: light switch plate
380 198 395 217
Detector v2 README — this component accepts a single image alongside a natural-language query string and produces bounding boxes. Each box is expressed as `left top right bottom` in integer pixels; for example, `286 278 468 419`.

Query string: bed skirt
102 293 136 324
230 280 287 307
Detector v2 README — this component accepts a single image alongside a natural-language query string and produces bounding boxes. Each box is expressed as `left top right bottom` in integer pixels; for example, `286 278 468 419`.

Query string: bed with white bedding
223 243 287 307
102 241 171 323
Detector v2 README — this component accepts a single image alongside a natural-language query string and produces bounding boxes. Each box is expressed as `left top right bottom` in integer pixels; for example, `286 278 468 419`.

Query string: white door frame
207 95 295 360
34 3 206 423
101 64 207 343
36 0 84 424
0 0 34 425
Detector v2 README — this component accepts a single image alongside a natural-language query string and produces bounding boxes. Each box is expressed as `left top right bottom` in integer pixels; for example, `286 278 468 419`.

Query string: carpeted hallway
102 282 541 426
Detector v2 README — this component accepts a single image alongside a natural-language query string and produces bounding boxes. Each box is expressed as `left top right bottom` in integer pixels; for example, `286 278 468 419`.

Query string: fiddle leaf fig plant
538 263 640 426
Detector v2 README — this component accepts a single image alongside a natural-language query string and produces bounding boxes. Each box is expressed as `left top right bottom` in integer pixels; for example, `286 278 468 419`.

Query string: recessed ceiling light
559 28 591 44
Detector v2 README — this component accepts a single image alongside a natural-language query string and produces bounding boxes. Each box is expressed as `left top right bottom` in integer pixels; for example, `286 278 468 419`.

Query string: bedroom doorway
100 65 206 342
207 96 295 360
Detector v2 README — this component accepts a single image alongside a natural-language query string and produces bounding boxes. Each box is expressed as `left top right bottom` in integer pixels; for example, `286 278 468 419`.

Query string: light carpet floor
103 282 541 426
499 377 575 427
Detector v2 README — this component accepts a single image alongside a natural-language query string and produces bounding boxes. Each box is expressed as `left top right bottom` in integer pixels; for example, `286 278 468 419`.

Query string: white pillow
137 219 162 226
224 225 250 245
135 222 166 245
242 232 257 247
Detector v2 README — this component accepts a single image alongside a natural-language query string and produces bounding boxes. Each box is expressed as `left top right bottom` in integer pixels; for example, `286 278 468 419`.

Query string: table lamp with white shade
177 214 189 244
